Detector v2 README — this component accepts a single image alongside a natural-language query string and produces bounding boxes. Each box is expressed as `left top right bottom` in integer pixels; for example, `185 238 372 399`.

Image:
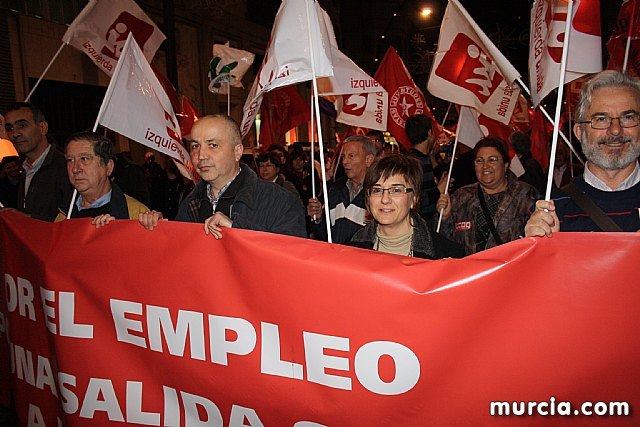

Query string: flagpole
305 0 332 243
623 0 638 72
227 82 231 116
436 119 462 233
25 42 66 102
515 77 584 165
67 33 136 219
310 85 316 201
544 0 574 201
441 102 453 126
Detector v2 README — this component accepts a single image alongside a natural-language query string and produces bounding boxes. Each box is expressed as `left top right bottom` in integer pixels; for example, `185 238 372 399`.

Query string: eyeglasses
474 156 503 165
577 112 640 129
367 185 414 197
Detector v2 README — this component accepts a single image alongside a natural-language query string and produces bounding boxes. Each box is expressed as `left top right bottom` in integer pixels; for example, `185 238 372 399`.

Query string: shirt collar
206 169 241 208
583 161 640 191
23 144 51 173
76 190 112 211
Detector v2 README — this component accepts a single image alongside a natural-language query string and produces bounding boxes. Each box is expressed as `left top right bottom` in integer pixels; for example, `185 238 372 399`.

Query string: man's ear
234 143 243 162
38 121 48 136
106 159 115 177
573 122 584 142
365 153 375 167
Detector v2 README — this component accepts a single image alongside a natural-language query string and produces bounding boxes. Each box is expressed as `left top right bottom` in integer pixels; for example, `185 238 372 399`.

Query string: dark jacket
175 164 307 238
409 148 439 220
349 214 465 259
439 172 539 255
18 145 72 222
309 175 367 245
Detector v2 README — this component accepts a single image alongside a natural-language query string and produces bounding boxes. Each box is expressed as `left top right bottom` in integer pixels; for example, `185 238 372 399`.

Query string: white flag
529 0 602 106
315 8 388 131
240 0 334 136
209 42 255 94
63 0 165 76
428 0 520 125
96 34 191 172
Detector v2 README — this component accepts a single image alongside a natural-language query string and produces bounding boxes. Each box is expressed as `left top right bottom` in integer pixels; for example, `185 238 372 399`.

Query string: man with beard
525 71 640 236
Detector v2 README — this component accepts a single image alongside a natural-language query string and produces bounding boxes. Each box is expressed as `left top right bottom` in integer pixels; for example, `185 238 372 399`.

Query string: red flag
179 95 200 140
374 47 432 150
530 109 553 170
259 85 310 150
607 0 640 76
510 94 534 133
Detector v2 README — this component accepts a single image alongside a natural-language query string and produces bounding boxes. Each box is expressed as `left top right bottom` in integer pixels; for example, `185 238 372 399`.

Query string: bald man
139 115 306 238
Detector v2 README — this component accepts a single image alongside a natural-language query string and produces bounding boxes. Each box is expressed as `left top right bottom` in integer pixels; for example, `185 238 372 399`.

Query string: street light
420 7 432 18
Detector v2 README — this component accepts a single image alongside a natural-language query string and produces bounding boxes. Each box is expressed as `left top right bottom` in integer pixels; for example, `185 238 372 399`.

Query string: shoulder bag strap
560 182 622 232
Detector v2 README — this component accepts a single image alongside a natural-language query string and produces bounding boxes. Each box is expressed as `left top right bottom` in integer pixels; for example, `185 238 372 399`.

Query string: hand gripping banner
0 212 638 426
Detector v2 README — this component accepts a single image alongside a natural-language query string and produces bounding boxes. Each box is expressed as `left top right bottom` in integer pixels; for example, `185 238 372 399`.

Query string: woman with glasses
436 137 539 255
349 154 464 259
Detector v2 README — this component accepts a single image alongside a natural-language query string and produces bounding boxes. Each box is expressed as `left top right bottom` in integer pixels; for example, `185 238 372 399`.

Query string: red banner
1 212 639 426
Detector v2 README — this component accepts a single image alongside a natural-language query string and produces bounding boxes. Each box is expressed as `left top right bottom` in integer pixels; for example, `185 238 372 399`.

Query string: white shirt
583 161 640 191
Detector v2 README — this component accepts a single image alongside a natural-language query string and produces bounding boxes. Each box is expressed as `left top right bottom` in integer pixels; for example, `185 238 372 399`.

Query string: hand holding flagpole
436 120 462 233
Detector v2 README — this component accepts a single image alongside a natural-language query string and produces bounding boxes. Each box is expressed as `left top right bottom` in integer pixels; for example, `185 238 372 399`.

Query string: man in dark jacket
140 115 306 238
405 114 440 220
3 102 71 221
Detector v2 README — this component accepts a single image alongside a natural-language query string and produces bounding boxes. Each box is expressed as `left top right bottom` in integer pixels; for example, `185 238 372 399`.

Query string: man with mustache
139 115 306 239
525 71 640 236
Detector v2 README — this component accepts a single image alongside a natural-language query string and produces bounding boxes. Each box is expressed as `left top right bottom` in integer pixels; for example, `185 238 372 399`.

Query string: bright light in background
421 7 432 17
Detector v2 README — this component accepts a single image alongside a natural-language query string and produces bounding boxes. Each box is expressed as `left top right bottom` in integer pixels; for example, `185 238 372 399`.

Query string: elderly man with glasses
525 70 640 236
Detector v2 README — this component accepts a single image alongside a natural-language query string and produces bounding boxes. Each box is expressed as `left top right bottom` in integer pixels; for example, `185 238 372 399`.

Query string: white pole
516 77 584 165
436 119 462 233
544 0 574 201
441 102 453 126
623 2 637 72
25 42 66 102
227 81 231 116
305 0 332 243
310 85 316 199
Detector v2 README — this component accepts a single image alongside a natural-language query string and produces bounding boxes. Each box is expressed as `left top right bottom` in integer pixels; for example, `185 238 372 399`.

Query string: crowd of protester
2 70 639 258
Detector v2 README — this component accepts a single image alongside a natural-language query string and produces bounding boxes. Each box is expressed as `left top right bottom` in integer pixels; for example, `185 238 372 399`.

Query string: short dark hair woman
349 154 464 259
436 137 539 255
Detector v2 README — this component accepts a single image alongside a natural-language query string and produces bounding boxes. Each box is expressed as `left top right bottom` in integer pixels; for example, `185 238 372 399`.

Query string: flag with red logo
607 0 640 76
427 0 521 125
374 47 432 150
96 34 193 177
259 85 311 149
240 0 333 137
62 0 165 76
315 9 388 132
529 0 602 106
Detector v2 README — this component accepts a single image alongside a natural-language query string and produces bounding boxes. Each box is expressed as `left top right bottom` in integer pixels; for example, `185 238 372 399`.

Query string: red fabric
374 47 434 150
608 0 640 76
1 212 639 425
178 95 200 139
530 109 552 170
259 85 310 150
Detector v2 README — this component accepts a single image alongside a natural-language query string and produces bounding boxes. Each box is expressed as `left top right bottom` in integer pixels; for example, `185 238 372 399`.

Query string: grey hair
343 135 376 157
575 71 640 122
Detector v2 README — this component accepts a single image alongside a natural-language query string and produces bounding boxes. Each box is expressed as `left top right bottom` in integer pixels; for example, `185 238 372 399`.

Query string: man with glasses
525 70 640 236
308 135 375 244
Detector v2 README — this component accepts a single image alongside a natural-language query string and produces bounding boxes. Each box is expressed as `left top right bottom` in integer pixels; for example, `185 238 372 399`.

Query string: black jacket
175 164 307 238
349 214 465 260
18 145 72 222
